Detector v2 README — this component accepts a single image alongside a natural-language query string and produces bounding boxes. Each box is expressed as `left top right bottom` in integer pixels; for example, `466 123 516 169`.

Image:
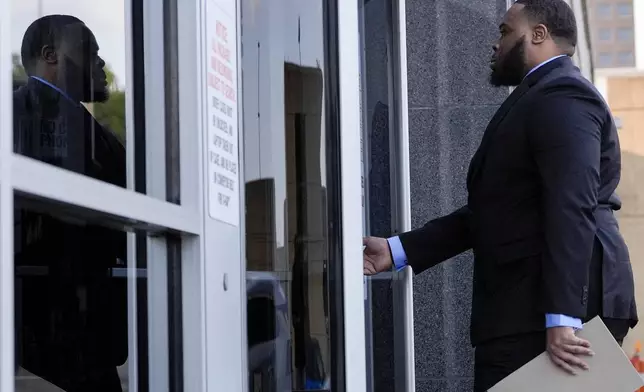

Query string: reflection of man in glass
13 15 127 392
14 14 124 176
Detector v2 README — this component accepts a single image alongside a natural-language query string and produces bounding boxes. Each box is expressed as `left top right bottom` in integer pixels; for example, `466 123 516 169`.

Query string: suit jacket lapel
466 82 531 186
466 56 573 188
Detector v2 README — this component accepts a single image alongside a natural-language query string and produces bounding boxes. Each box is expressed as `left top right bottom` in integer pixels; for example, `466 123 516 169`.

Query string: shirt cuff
545 314 583 330
387 236 408 271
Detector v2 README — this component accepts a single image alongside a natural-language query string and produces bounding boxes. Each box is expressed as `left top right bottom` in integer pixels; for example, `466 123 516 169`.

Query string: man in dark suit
363 0 637 390
13 15 127 391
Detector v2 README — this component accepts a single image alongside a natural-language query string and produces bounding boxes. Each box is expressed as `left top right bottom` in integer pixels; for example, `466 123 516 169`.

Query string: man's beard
86 82 110 103
61 57 110 103
81 67 110 103
489 38 527 87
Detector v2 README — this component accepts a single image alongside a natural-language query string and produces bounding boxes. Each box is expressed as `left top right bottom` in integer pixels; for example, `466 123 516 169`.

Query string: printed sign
206 0 239 226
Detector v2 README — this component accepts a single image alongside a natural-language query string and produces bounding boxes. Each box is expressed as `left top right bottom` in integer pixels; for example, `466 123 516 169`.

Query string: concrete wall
405 0 508 390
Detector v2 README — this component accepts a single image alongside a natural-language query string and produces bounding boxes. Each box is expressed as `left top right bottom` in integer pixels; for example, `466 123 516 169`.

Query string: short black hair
515 0 578 50
20 15 83 74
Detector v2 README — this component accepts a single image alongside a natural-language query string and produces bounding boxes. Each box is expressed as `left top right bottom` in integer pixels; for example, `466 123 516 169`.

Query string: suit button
582 286 589 305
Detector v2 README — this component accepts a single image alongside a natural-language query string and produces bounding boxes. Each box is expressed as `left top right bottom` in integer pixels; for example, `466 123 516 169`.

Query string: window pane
598 52 613 67
617 3 632 16
617 51 635 66
9 0 175 201
598 28 612 42
617 28 633 42
13 200 150 392
240 0 338 390
597 3 612 18
11 3 128 183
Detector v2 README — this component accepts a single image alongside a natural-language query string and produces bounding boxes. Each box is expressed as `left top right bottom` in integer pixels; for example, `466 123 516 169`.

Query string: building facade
587 0 636 68
593 0 644 366
605 72 644 355
593 68 644 362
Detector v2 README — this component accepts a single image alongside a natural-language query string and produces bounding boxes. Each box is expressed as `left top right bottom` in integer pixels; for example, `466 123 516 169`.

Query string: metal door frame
390 0 415 391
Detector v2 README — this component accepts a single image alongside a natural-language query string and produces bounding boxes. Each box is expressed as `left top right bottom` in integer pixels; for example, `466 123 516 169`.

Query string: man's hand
363 237 393 275
546 326 594 375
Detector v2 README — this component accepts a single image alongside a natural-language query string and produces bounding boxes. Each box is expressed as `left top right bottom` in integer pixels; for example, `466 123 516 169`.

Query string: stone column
405 0 508 390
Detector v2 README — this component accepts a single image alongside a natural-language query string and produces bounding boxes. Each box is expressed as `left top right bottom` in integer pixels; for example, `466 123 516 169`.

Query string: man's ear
41 45 57 65
531 24 548 44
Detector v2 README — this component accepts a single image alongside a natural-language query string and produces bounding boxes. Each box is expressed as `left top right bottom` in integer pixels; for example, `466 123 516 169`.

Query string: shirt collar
523 55 567 80
30 76 78 105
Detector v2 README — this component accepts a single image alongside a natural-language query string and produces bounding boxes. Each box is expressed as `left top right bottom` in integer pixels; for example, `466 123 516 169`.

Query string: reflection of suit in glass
13 77 127 392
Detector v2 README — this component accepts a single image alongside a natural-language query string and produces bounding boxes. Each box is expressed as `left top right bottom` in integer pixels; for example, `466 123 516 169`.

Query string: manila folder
489 316 644 392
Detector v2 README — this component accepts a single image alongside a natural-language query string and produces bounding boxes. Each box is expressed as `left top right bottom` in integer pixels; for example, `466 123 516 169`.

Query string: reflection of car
246 271 330 391
303 336 330 390
246 271 293 392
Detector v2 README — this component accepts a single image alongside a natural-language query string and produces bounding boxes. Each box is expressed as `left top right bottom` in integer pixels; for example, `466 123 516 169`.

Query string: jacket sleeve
527 80 604 318
398 206 472 274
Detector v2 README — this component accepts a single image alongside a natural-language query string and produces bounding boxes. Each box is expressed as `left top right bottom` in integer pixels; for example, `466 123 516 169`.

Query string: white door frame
0 0 15 388
337 0 369 390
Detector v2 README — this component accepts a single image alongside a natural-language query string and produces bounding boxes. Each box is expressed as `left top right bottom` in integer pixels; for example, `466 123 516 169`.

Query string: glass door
359 0 414 391
236 0 366 391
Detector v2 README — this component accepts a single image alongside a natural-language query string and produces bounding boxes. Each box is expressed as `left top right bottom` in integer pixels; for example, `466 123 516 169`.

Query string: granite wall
405 0 509 390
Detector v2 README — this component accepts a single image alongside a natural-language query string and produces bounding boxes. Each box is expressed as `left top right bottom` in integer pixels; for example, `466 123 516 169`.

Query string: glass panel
358 0 400 390
9 1 155 195
617 51 635 66
598 28 611 42
617 28 633 42
598 52 613 67
616 3 632 17
240 0 336 390
596 3 611 18
13 199 151 392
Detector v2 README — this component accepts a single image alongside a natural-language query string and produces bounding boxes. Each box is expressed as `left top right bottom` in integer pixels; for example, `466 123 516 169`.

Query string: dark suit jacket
13 78 127 389
399 57 638 346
